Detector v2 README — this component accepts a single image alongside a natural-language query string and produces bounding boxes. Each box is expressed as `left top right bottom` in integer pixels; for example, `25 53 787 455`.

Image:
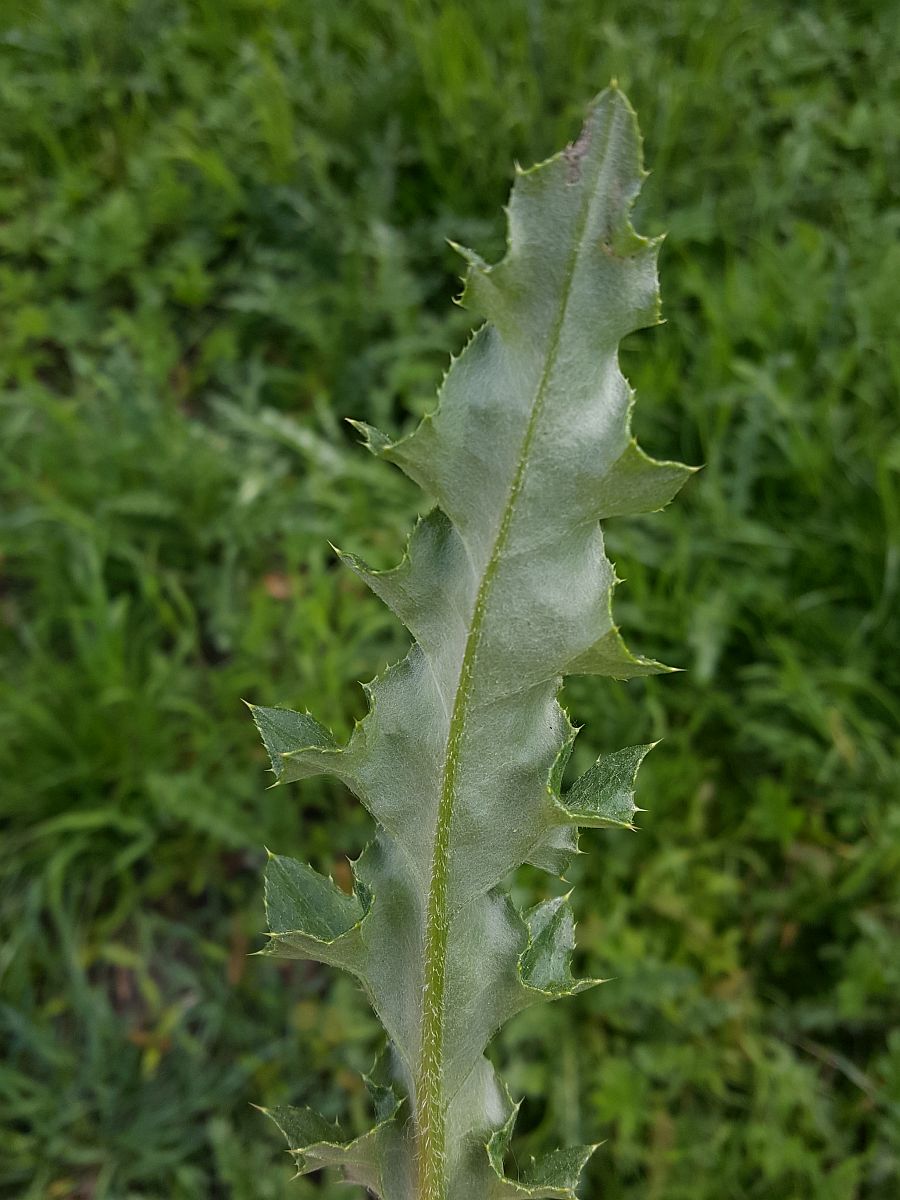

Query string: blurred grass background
1 1 899 1197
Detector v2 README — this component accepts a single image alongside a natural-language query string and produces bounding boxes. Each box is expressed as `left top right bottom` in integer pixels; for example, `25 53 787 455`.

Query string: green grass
1 1 898 1197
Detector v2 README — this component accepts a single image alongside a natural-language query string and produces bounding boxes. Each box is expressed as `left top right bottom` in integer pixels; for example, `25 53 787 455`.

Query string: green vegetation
250 87 692 1199
1 2 897 1198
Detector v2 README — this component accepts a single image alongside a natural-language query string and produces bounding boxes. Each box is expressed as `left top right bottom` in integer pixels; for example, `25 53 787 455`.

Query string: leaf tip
345 417 393 456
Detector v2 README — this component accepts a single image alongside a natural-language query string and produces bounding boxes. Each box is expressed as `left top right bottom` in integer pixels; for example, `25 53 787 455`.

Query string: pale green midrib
414 105 618 1200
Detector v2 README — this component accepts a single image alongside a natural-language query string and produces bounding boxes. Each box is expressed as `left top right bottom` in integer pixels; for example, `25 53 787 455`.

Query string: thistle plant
249 86 692 1200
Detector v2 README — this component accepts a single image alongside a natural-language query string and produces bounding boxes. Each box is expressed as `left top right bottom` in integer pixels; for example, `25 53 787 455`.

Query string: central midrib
414 106 615 1200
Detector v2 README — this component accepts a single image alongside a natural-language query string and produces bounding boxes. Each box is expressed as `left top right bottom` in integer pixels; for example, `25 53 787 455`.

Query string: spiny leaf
520 895 601 996
251 86 690 1199
563 743 656 829
259 1095 403 1192
487 1102 599 1199
259 852 371 974
592 436 697 519
247 703 343 785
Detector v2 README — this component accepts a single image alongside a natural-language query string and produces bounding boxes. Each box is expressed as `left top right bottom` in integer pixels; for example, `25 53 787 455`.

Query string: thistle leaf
247 703 345 785
563 743 657 830
260 852 370 973
259 1097 403 1191
250 85 689 1199
519 895 601 996
487 1102 598 1199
